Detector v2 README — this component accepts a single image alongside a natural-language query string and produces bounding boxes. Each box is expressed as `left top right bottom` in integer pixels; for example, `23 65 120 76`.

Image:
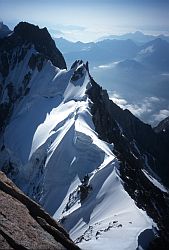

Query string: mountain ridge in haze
98 30 169 44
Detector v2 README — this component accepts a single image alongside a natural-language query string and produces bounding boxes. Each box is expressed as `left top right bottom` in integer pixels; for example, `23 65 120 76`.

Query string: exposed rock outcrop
0 171 79 250
0 22 66 75
0 22 11 39
14 22 66 69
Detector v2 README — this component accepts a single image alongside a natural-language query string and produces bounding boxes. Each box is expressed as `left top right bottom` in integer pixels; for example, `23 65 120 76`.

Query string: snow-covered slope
0 51 155 249
1 22 169 249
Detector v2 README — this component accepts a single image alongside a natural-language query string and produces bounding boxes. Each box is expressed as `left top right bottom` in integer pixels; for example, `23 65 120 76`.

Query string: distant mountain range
136 38 169 71
55 37 139 67
55 36 169 72
98 31 169 44
54 35 169 126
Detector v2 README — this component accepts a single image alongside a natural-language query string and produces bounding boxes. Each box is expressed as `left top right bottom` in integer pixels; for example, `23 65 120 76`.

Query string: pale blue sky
0 0 169 41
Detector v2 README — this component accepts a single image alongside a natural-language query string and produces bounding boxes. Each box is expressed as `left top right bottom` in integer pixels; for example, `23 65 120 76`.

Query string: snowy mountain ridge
0 22 169 249
0 50 155 248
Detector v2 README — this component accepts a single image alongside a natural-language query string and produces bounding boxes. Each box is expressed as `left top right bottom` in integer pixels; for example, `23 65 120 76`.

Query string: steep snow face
1 54 155 249
58 153 156 250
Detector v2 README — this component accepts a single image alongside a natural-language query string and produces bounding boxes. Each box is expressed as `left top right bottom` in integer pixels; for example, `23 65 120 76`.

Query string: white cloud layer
108 91 169 126
153 110 169 123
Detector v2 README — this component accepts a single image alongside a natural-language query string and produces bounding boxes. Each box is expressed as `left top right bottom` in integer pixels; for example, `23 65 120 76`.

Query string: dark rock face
0 22 11 39
154 116 169 133
14 22 66 69
154 116 169 142
0 171 79 250
87 78 169 249
154 117 169 160
0 102 11 131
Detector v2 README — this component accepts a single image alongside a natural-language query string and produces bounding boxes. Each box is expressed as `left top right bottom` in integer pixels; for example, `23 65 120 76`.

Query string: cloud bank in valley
109 91 169 126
